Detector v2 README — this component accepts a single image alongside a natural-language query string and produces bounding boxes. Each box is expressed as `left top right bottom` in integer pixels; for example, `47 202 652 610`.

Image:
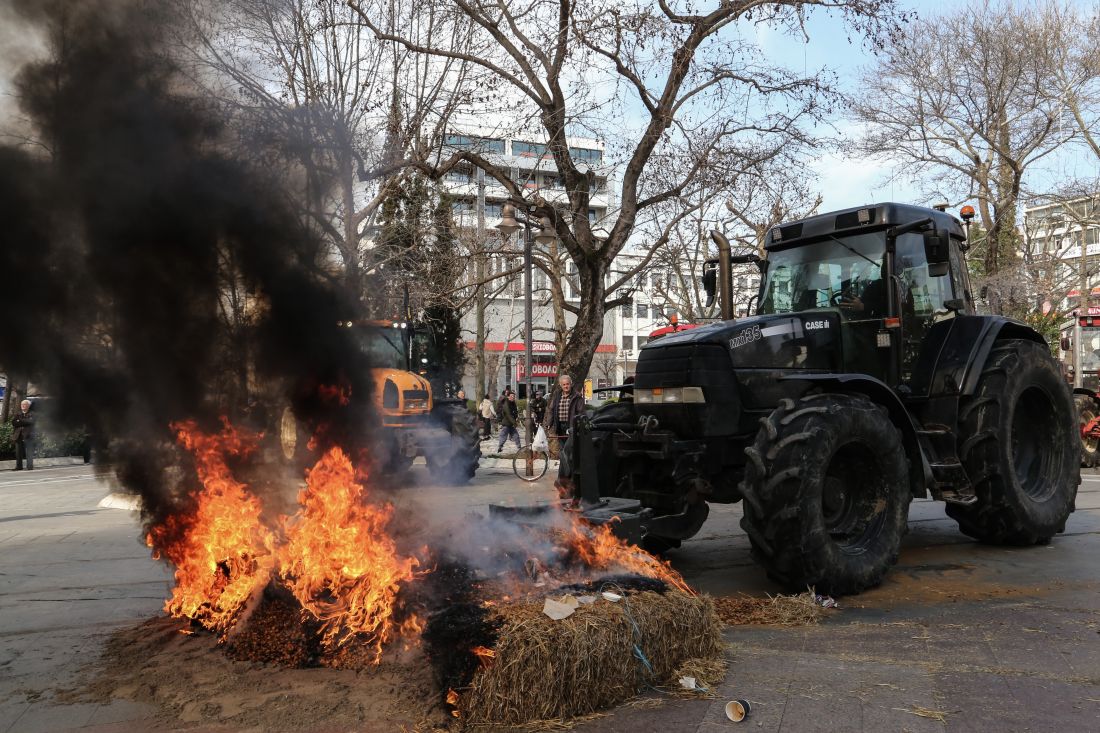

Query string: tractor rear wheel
426 402 481 485
1074 394 1099 468
739 393 911 595
948 340 1078 544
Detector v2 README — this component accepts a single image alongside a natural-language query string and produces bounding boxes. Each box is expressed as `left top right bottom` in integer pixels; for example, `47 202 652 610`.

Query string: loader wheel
948 340 1078 544
277 405 312 470
426 402 481 485
739 393 910 595
1074 394 1099 468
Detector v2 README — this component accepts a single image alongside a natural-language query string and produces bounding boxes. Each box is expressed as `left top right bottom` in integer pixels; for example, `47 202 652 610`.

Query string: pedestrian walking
497 392 522 454
478 391 497 439
12 399 35 471
531 389 547 426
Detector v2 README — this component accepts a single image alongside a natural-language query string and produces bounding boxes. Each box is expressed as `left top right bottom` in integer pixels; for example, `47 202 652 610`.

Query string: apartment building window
447 166 475 184
513 141 547 157
636 302 647 318
484 202 503 218
569 147 603 164
543 175 559 189
622 335 633 351
567 262 578 299
637 336 649 347
451 200 473 215
445 135 505 153
588 208 598 223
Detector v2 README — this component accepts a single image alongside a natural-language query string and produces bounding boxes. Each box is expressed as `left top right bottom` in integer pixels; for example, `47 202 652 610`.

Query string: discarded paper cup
724 699 750 722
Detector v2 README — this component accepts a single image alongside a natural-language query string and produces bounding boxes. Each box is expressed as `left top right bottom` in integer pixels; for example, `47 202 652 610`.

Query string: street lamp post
496 202 555 476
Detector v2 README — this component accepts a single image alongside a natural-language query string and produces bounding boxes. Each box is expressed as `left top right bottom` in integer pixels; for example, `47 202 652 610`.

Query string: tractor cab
706 203 973 389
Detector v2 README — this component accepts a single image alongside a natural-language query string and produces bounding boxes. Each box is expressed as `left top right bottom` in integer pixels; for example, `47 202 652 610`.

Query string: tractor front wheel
739 393 911 595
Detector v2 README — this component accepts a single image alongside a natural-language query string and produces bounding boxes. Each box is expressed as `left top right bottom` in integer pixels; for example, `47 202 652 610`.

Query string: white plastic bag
532 425 549 452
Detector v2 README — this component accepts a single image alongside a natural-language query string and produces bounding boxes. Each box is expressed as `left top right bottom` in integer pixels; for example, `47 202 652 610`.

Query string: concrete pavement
2 462 1100 731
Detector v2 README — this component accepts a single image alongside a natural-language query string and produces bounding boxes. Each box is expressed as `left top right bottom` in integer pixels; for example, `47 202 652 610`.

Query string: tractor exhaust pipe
709 230 733 321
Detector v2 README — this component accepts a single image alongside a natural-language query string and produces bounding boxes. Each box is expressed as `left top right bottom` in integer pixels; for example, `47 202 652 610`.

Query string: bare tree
351 0 899 380
176 0 477 293
851 0 1078 280
649 157 822 321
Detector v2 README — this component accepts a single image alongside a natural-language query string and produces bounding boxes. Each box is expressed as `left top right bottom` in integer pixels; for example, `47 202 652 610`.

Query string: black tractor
572 202 1079 595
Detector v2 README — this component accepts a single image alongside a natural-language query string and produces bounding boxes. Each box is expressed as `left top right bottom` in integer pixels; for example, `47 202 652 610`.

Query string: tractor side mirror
928 262 949 277
923 229 950 265
1060 336 1071 352
702 263 717 308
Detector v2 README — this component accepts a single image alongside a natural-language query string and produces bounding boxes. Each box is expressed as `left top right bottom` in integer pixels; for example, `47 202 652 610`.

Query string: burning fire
146 416 697 668
278 446 422 656
146 419 274 634
568 518 694 595
446 689 460 717
146 421 421 662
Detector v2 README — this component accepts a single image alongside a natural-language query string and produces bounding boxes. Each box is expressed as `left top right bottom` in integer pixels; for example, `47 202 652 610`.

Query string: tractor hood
640 311 843 371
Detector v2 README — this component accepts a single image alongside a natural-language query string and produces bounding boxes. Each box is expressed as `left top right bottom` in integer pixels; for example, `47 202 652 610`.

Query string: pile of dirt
65 617 446 732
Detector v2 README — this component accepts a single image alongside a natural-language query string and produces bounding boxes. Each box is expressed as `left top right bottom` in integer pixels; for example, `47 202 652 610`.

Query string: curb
0 456 87 470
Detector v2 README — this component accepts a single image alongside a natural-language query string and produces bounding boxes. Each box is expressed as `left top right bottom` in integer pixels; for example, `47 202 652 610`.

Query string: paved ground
2 461 1100 731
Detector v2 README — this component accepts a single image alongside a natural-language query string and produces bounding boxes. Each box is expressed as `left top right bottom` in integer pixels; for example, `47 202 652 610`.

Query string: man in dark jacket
496 392 522 453
12 399 35 471
530 389 547 426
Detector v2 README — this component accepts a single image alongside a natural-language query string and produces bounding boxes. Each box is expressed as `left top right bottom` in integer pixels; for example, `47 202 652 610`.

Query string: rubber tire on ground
739 392 911 595
426 403 481 485
947 339 1078 544
1074 394 1099 468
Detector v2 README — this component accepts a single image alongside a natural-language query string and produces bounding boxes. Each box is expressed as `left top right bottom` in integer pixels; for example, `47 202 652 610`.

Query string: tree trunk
557 260 608 383
474 168 487 402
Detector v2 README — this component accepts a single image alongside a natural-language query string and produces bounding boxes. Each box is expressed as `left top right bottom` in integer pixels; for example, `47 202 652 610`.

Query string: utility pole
475 167 487 402
1076 224 1089 388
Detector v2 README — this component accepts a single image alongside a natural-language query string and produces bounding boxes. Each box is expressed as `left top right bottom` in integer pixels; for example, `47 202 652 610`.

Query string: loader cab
751 204 971 387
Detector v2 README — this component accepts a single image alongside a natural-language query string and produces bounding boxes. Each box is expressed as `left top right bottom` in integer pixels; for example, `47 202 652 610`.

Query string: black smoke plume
0 0 375 524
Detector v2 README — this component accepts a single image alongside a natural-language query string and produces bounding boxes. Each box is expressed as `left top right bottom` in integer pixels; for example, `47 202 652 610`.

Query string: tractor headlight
634 387 705 404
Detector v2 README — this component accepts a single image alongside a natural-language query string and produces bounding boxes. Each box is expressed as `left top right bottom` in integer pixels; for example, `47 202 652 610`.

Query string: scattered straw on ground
458 589 724 726
712 591 825 626
896 705 953 722
665 656 730 698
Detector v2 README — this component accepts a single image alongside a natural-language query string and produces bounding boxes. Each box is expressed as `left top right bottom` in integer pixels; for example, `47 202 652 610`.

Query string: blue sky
750 0 1099 213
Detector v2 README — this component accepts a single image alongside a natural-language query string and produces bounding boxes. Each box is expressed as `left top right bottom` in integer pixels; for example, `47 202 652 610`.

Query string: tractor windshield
758 232 885 319
360 327 408 371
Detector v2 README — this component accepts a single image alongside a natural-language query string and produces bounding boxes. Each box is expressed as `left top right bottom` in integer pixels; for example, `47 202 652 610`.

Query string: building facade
1023 197 1100 311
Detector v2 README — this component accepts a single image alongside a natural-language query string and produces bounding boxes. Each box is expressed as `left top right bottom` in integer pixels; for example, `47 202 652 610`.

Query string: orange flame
146 419 274 635
471 645 496 665
447 689 460 717
568 518 694 595
277 446 421 659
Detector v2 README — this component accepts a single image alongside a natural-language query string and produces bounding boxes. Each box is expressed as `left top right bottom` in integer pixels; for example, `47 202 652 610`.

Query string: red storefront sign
516 362 559 379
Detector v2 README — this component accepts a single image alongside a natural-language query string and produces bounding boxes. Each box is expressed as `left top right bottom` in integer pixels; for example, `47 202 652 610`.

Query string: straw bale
459 589 723 725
